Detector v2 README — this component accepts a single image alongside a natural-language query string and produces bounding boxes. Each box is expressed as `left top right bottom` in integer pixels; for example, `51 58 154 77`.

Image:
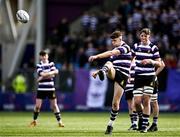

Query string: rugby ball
16 10 29 23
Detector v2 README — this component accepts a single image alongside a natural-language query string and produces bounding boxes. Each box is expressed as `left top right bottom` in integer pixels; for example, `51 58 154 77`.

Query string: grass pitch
0 112 180 137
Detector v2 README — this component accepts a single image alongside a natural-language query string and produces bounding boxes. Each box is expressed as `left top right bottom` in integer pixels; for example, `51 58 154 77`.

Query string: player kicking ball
89 31 132 135
29 50 64 128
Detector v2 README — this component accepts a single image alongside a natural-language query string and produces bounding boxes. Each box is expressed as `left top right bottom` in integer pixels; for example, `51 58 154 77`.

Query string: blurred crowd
46 0 180 70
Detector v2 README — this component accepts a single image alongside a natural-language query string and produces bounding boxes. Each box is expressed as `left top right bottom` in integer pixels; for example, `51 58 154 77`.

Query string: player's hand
91 70 99 79
88 55 98 62
43 75 55 79
46 75 55 78
141 59 153 65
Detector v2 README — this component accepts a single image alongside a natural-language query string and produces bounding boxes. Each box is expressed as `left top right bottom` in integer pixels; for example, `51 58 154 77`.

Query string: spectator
12 73 27 94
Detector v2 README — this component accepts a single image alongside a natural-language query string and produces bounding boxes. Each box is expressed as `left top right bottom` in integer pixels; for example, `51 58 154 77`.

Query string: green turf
0 112 180 137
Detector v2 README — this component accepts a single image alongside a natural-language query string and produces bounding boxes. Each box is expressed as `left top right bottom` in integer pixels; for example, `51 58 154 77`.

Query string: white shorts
133 86 153 96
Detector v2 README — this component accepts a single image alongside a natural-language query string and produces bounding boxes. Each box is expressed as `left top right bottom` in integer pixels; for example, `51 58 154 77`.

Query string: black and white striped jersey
132 42 160 76
110 42 132 76
36 61 57 91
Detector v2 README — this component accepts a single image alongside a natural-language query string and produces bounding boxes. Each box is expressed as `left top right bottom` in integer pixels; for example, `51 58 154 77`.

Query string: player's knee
105 61 113 69
51 103 57 110
134 100 142 109
134 98 141 106
143 97 150 106
150 102 155 110
35 105 41 111
128 104 133 111
112 102 119 110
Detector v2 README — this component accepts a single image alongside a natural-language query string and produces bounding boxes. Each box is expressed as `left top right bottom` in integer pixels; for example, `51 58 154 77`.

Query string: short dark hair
140 28 151 35
39 50 48 56
110 31 122 39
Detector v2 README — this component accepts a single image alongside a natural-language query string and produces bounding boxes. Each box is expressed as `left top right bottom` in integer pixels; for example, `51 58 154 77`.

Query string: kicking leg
92 61 114 81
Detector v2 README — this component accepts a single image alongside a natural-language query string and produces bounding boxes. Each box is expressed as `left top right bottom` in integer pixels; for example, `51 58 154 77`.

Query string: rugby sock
129 114 134 125
132 111 138 126
138 111 143 129
138 111 143 118
108 109 118 126
33 111 39 120
54 112 61 122
142 114 150 129
153 116 158 125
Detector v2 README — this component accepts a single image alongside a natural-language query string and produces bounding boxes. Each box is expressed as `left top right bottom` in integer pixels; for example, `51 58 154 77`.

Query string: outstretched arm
88 49 120 62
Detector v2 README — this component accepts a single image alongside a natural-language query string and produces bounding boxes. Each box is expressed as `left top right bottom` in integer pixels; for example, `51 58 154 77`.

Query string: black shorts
36 90 56 99
125 90 133 100
134 75 155 90
114 70 128 89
